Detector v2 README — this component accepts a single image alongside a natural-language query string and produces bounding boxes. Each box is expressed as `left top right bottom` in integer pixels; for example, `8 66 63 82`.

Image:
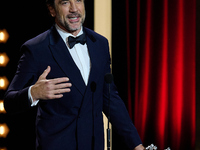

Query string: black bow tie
68 33 87 49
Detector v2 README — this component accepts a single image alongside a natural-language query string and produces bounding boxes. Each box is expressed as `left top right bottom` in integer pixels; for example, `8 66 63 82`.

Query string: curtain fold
129 0 196 149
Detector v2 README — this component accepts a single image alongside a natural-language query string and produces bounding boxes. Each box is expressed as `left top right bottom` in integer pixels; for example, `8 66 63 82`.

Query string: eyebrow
58 0 68 3
59 0 84 2
61 0 68 1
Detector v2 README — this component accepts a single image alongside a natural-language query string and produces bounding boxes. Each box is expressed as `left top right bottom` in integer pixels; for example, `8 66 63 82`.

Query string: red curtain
125 0 196 149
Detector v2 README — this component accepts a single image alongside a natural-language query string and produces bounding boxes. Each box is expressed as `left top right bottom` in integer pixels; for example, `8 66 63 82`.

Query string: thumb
39 66 51 80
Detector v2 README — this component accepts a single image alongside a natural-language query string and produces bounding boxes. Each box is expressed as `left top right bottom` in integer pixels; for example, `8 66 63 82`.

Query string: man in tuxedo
4 0 145 149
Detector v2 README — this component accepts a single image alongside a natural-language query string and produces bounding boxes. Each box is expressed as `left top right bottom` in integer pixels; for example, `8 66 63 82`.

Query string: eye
61 0 69 5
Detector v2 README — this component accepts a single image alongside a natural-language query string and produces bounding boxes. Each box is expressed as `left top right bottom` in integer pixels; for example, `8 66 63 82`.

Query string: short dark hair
46 0 55 6
46 0 86 6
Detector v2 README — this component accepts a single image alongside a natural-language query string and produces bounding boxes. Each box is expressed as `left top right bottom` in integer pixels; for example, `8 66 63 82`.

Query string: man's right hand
31 66 72 102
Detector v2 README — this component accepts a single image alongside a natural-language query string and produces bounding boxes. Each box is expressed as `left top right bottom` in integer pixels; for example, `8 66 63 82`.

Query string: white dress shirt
56 24 91 85
29 24 91 106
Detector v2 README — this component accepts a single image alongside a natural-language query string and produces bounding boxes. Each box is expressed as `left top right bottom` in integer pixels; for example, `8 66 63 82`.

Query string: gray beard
57 13 86 33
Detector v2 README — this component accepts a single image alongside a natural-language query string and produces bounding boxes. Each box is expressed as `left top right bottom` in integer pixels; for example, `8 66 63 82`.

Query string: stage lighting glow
0 29 9 43
0 53 9 67
0 77 9 90
0 147 7 150
0 123 9 138
0 100 6 113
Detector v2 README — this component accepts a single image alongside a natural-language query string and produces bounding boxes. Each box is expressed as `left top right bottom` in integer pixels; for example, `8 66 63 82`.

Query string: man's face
50 0 86 35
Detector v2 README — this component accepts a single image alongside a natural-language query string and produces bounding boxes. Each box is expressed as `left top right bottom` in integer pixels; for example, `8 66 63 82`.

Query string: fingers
32 66 73 100
54 82 72 90
53 87 71 96
43 84 72 100
32 80 72 100
47 82 72 94
40 77 72 99
50 77 70 85
49 81 72 92
39 66 51 80
44 88 71 100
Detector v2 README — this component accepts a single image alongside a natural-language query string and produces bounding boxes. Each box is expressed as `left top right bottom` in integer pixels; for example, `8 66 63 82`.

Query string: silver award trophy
146 144 171 150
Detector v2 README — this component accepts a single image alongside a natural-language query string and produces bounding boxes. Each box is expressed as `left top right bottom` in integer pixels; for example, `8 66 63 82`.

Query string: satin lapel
48 27 86 96
78 29 103 115
87 36 102 85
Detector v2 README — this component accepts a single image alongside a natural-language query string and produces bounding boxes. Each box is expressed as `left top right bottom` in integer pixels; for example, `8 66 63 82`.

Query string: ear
47 5 56 17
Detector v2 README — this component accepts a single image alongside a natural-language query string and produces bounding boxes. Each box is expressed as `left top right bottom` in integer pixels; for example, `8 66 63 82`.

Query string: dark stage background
0 0 199 150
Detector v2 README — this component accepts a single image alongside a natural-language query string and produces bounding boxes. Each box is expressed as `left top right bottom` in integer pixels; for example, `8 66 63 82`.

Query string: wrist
30 85 38 102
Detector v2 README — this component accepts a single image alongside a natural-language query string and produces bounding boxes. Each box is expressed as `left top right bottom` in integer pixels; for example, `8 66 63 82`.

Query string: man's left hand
134 144 145 150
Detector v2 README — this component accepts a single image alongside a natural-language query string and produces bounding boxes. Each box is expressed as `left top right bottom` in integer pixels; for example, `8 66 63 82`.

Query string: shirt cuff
28 85 39 106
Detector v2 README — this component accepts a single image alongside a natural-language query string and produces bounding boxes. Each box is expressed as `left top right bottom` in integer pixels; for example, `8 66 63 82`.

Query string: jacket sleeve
103 82 142 149
102 42 142 149
4 44 39 114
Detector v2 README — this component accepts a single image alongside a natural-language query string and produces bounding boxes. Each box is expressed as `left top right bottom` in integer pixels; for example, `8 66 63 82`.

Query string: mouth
68 14 81 23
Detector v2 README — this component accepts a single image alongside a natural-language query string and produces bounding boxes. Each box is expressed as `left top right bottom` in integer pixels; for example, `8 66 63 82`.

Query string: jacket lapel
86 30 102 85
48 26 86 96
77 28 104 115
48 26 103 99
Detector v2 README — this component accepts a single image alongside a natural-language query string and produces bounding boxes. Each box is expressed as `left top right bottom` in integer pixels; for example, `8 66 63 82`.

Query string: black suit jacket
4 26 142 150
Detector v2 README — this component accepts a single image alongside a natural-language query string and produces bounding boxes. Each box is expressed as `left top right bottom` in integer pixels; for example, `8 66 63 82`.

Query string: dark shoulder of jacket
20 27 52 50
84 27 108 43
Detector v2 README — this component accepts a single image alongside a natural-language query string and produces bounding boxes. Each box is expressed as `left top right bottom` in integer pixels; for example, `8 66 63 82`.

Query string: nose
69 1 78 12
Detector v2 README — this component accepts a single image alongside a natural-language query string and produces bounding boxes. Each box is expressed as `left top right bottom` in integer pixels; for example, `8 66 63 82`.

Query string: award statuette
146 144 171 150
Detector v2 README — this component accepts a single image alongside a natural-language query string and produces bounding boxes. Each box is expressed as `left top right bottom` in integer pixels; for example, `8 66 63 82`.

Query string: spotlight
0 100 6 113
0 29 9 43
0 53 9 67
0 123 9 138
0 77 9 90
